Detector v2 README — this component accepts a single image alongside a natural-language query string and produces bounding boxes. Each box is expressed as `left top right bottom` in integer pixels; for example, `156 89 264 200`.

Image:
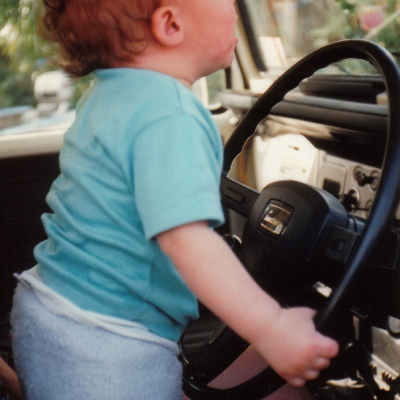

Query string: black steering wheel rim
182 39 400 400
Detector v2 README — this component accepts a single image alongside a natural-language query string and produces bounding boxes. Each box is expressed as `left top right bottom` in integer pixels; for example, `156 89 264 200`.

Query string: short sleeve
133 114 225 240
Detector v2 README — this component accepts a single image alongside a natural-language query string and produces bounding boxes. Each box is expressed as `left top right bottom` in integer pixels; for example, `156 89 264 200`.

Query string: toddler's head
39 0 238 87
39 0 160 77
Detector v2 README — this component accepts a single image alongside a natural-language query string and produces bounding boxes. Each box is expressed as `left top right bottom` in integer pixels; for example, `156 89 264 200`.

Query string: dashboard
211 74 400 398
219 74 395 225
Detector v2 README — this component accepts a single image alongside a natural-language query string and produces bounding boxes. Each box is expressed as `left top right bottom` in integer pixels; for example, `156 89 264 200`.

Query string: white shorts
11 283 183 400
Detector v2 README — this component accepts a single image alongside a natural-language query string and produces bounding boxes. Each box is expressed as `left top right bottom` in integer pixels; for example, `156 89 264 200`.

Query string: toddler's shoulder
95 68 203 114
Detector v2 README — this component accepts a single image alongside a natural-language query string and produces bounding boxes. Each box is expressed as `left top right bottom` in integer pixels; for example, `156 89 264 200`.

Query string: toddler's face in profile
172 0 238 77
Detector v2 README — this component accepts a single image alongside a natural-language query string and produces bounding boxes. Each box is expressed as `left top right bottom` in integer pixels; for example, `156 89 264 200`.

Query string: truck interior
2 1 400 399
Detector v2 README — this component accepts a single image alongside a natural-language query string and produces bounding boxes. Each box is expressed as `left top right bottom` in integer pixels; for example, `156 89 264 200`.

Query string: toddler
11 0 338 399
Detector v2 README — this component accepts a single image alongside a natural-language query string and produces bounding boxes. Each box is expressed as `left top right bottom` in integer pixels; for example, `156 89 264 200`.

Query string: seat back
0 153 59 315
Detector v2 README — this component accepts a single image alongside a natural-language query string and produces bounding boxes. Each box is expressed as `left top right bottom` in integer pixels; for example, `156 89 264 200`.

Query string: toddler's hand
255 307 339 387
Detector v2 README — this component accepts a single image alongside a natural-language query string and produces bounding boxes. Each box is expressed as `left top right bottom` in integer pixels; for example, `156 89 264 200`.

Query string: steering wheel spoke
220 174 259 218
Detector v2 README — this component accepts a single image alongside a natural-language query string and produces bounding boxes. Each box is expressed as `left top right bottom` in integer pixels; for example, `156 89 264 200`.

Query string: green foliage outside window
0 0 90 109
0 0 37 108
311 0 400 73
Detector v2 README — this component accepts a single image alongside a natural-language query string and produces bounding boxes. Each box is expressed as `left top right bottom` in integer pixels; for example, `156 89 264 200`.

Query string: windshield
245 0 400 73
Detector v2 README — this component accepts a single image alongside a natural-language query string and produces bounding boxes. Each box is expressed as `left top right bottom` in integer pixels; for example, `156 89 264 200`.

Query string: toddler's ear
151 6 184 46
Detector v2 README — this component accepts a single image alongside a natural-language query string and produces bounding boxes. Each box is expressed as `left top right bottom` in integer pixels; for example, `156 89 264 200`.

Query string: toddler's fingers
297 307 338 358
317 334 339 358
314 356 331 370
286 376 306 387
304 369 320 381
285 367 323 386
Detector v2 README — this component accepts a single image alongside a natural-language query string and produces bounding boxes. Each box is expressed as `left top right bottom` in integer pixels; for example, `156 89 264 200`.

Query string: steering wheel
181 40 400 400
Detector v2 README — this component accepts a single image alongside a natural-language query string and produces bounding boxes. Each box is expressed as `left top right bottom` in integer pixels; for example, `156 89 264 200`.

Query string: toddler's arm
157 221 338 387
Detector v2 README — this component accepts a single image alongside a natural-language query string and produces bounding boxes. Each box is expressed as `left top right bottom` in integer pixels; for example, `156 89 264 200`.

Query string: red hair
39 0 161 77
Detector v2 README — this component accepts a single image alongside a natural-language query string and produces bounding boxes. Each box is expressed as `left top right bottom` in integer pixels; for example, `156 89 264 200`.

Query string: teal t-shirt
34 69 225 341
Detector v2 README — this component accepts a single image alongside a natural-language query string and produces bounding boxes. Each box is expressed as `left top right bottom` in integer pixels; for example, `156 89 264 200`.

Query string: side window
207 70 227 108
0 2 90 133
192 69 241 144
192 70 227 110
